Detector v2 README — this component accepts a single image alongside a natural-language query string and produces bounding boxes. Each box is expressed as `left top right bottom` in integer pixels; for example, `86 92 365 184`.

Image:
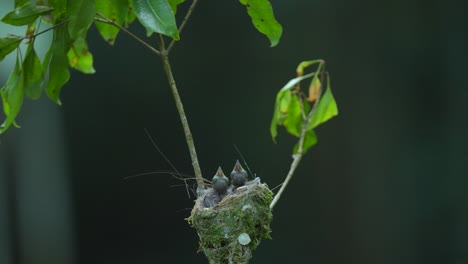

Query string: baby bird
212 166 229 195
230 160 248 188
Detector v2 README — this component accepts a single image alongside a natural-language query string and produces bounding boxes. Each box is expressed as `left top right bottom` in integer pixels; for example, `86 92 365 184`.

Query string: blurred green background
1 0 468 263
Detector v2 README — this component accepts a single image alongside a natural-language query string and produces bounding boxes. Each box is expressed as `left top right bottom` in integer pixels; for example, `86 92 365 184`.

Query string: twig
270 94 320 209
270 119 307 210
167 0 200 53
94 14 161 56
157 34 205 196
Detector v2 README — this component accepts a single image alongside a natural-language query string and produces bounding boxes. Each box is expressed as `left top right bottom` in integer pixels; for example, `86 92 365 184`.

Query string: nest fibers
188 178 273 264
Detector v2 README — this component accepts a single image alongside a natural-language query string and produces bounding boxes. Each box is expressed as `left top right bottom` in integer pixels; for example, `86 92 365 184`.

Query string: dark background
1 0 468 263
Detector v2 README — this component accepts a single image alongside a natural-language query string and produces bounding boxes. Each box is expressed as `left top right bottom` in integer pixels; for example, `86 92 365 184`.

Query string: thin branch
157 34 206 196
270 119 308 210
94 14 161 56
167 0 200 53
270 67 325 209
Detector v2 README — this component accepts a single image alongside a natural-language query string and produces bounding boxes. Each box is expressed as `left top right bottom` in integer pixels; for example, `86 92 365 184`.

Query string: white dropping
238 233 251 246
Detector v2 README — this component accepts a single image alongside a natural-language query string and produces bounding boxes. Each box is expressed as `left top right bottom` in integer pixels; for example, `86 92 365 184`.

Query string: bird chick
230 160 248 188
212 166 229 195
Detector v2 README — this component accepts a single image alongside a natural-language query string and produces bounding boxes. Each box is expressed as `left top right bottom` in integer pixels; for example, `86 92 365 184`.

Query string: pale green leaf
67 37 95 74
239 0 282 47
132 0 179 39
1 3 53 26
0 36 22 61
282 95 301 137
23 44 45 99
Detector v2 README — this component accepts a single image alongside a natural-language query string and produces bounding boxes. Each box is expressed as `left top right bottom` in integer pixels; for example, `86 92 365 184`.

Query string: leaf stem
94 14 161 56
157 34 205 196
167 0 200 54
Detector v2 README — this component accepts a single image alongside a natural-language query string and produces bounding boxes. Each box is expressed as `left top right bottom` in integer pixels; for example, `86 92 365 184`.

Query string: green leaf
67 36 95 74
0 58 24 134
270 73 314 142
23 44 45 99
15 0 30 8
308 76 338 129
0 36 22 61
48 0 68 22
282 95 301 137
132 0 179 39
168 0 184 14
1 3 54 26
68 0 96 40
95 0 131 44
45 26 71 105
239 0 283 47
293 130 317 154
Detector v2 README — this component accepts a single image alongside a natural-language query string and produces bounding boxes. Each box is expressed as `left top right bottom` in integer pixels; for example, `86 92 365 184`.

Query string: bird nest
187 178 273 264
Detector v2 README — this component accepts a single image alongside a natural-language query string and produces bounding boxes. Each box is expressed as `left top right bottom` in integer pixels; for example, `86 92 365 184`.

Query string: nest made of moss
188 178 273 264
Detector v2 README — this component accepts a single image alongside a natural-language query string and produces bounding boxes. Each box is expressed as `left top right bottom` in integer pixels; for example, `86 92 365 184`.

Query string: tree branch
157 34 205 196
167 0 200 54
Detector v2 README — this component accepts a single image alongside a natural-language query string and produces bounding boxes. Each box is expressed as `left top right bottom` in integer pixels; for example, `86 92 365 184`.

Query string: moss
188 178 273 264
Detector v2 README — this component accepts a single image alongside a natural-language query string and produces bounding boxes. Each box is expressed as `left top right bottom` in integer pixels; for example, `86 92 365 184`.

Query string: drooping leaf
132 0 179 39
45 26 71 105
293 130 317 154
282 95 302 137
0 36 22 61
239 0 282 47
296 60 321 77
23 44 45 99
68 0 96 40
308 76 338 129
270 73 314 142
307 77 321 102
67 36 95 74
15 0 30 8
0 58 24 133
95 0 131 44
1 3 54 26
168 0 184 14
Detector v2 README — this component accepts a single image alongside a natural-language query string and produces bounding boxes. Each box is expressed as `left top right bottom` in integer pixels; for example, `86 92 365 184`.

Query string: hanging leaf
45 26 71 105
296 60 321 77
239 0 283 47
0 58 25 134
168 0 185 14
95 0 131 44
0 36 22 61
23 44 45 99
270 73 314 142
293 130 317 154
68 0 96 40
282 95 302 137
67 36 95 74
307 77 321 102
1 3 53 26
308 76 338 130
131 0 179 39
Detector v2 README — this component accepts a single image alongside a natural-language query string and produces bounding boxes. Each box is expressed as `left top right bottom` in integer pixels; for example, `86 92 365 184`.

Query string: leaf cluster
270 60 338 154
0 0 283 134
